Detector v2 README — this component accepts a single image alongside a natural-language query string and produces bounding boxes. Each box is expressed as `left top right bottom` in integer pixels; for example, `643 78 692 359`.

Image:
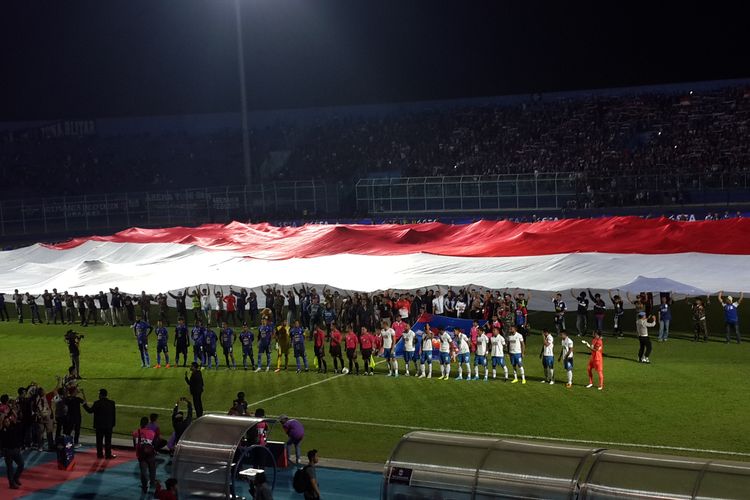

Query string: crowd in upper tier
2 84 749 203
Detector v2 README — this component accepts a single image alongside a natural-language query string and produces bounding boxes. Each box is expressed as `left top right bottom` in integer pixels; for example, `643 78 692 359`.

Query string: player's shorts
563 358 573 370
242 346 254 356
176 341 188 351
346 348 356 360
361 348 372 362
458 352 470 364
258 343 271 354
383 347 393 360
439 352 451 364
157 343 168 353
474 355 487 366
193 344 204 353
314 345 324 357
138 342 148 350
294 345 306 358
403 350 416 362
543 355 554 368
588 360 602 371
420 350 432 364
206 347 217 356
491 356 506 367
510 353 523 367
330 345 342 357
222 345 233 354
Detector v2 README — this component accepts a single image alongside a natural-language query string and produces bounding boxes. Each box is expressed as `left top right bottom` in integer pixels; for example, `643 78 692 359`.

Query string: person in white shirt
455 300 467 319
379 321 398 377
558 330 575 387
635 311 656 363
432 294 444 315
438 330 453 380
401 328 417 376
454 329 472 380
490 327 509 380
419 327 434 378
507 326 526 384
541 329 555 384
474 330 490 381
200 287 212 326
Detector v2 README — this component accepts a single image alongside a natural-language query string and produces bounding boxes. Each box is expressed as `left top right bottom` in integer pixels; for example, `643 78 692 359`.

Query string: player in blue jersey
238 323 256 370
133 316 153 368
290 320 309 373
719 291 744 343
204 327 219 369
174 317 189 367
191 320 206 366
155 320 170 368
220 321 236 369
255 318 274 372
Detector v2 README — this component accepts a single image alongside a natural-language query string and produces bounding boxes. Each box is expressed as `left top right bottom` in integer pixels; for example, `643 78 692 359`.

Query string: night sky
1 0 746 120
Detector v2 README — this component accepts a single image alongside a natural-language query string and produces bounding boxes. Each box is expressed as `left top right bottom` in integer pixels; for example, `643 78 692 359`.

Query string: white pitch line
115 403 750 458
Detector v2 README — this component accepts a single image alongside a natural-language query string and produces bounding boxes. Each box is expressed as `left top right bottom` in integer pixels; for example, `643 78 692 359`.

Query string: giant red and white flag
2 217 748 308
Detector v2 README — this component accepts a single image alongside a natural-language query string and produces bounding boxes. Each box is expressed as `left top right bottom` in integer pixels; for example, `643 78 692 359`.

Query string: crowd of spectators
2 84 749 206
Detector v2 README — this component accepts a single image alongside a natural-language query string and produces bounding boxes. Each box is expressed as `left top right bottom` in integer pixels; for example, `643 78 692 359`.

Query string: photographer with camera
64 330 84 378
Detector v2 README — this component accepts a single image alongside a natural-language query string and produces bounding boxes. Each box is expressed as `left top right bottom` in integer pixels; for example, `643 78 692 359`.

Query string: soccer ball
341 367 349 375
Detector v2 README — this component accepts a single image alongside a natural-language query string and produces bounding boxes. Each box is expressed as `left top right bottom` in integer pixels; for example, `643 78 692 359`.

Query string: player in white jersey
454 329 472 380
490 327 509 380
473 330 490 381
558 330 575 387
541 329 555 384
401 328 418 376
379 321 398 377
507 326 526 384
419 327 434 378
438 330 453 380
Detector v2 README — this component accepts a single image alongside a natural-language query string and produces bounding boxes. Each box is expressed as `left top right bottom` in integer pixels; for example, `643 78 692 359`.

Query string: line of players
131 315 603 389
377 321 598 388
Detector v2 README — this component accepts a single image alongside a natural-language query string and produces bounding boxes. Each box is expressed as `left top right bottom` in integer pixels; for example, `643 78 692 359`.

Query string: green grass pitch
1 308 748 464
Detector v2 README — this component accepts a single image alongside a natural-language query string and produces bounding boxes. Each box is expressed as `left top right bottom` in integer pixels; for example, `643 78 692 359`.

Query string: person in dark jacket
0 414 25 489
170 398 193 452
82 388 116 459
185 363 204 417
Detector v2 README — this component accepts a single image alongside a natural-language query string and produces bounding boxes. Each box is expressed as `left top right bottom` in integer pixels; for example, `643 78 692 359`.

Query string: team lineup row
116 316 606 389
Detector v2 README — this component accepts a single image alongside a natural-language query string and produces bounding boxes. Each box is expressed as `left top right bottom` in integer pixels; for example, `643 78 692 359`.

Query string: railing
0 181 341 238
356 173 577 213
355 172 750 214
2 172 750 240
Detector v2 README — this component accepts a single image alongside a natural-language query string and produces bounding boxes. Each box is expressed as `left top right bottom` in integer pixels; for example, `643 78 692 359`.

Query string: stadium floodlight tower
234 0 252 187
173 414 277 499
